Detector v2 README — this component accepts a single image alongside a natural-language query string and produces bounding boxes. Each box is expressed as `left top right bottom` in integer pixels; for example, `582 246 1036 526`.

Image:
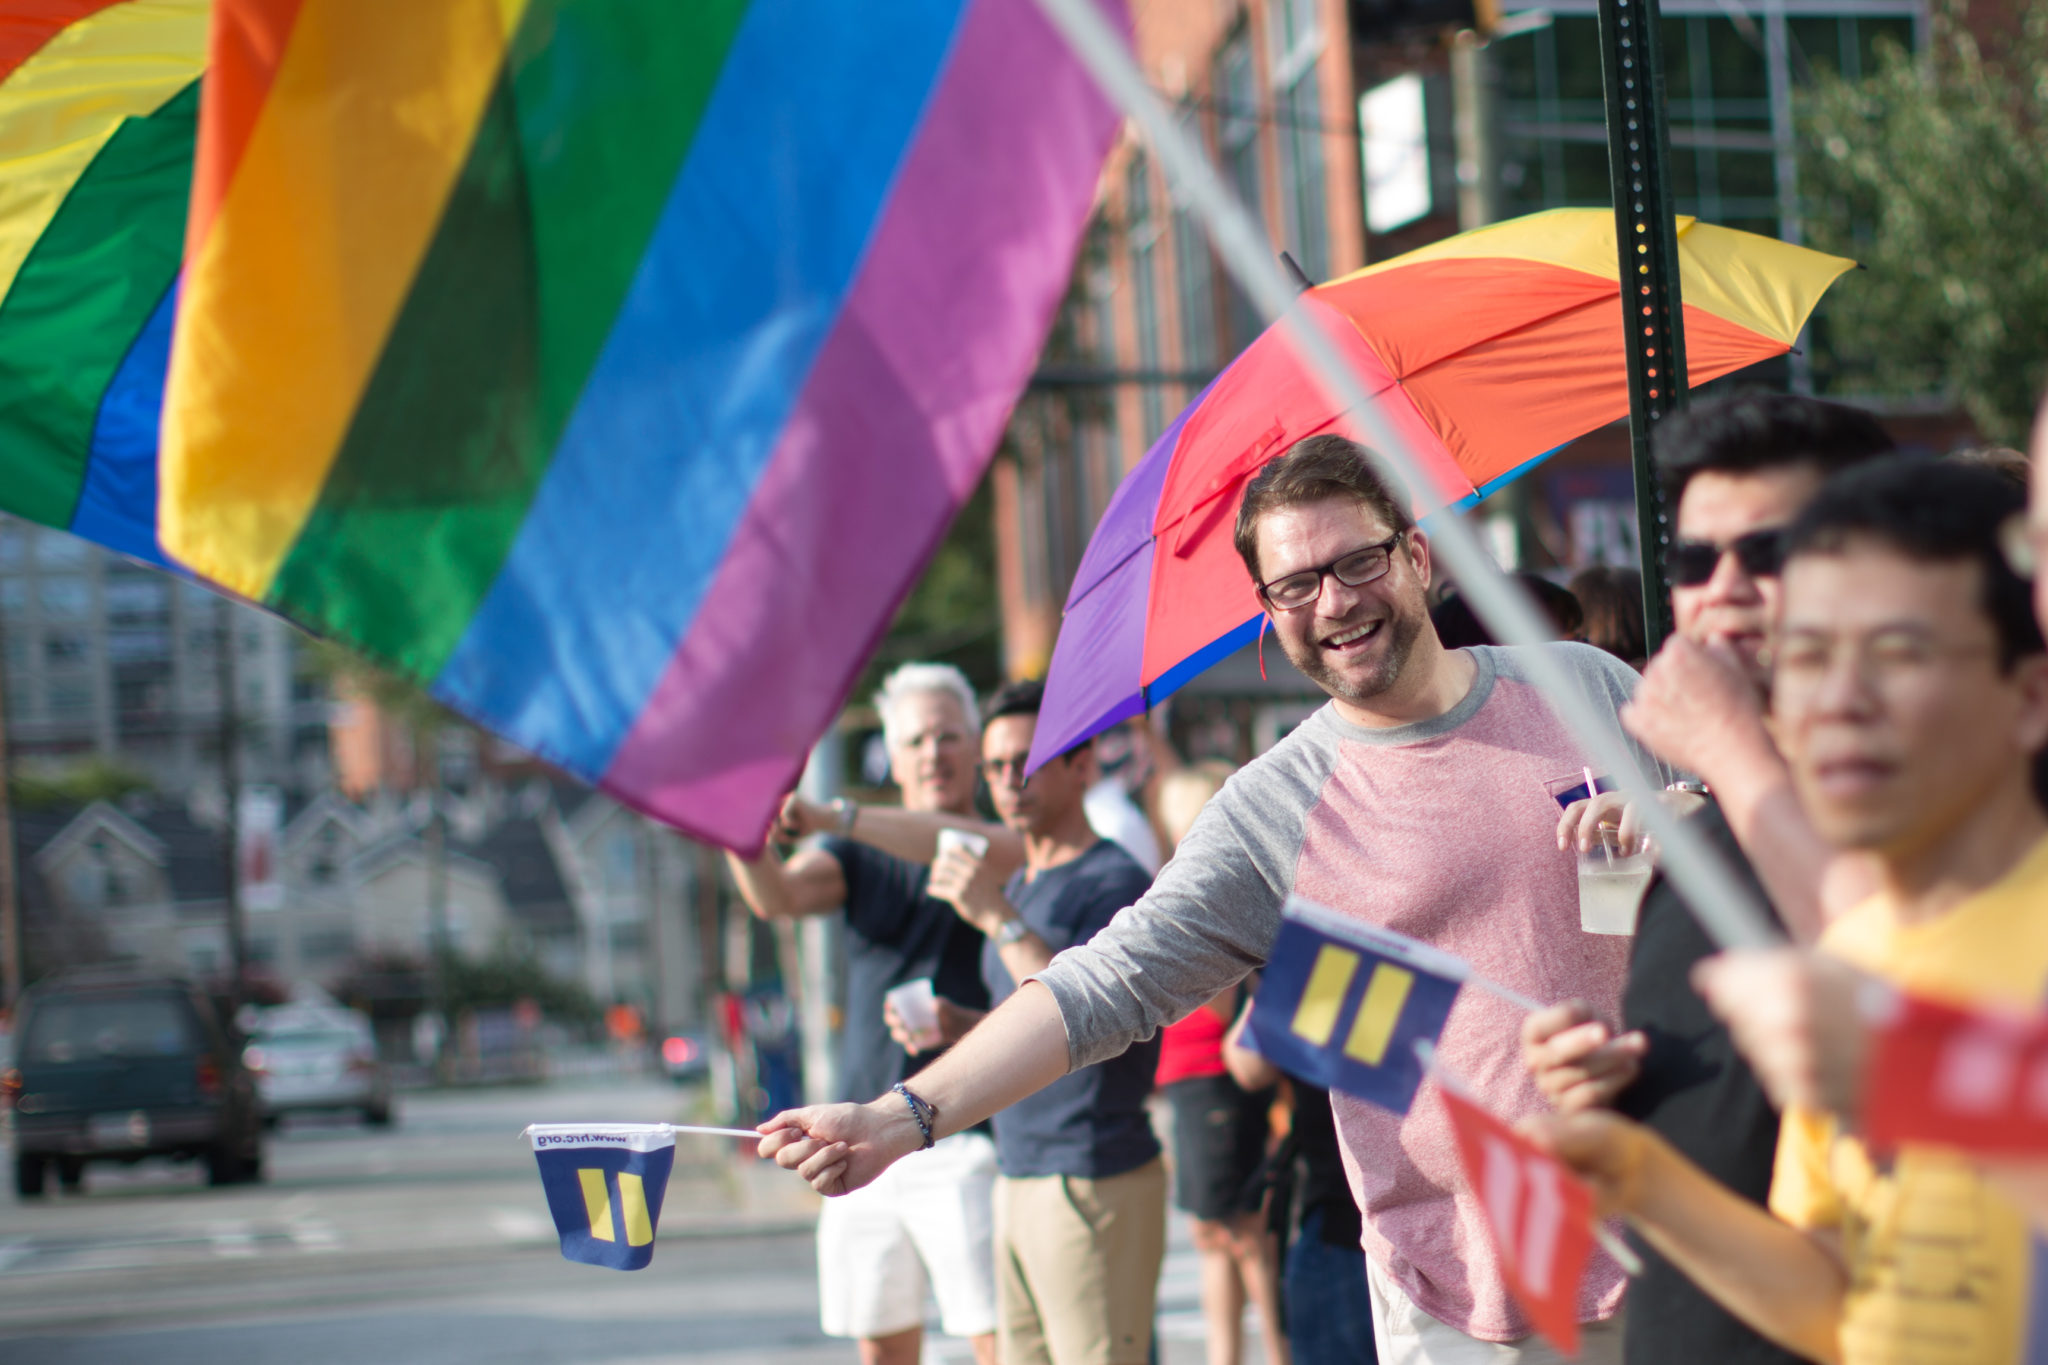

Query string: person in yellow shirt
1528 457 2048 1365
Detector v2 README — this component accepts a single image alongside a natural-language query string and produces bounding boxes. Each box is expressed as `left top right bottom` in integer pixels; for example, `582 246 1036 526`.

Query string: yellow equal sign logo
1287 944 1414 1068
577 1168 656 1246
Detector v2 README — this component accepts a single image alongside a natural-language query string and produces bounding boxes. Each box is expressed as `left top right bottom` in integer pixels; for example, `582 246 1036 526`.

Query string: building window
1494 4 1917 243
46 678 93 715
45 631 87 665
1126 152 1167 446
1217 25 1265 353
35 533 88 568
105 575 169 623
38 577 89 619
1270 0 1328 281
301 929 354 963
0 524 22 568
608 921 647 952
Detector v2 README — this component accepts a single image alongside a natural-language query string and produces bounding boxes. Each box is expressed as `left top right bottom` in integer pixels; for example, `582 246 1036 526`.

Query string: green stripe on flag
269 1 751 676
0 79 195 529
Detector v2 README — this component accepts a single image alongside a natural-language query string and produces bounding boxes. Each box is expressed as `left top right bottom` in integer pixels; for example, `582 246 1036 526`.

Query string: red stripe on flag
186 0 308 258
0 0 130 86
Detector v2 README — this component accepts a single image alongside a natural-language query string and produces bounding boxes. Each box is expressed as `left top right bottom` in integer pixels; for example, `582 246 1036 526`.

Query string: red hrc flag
1864 992 2048 1153
1440 1087 1599 1356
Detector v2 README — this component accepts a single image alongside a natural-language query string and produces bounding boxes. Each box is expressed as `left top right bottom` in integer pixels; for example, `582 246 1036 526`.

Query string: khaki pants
1366 1255 1625 1365
994 1157 1167 1365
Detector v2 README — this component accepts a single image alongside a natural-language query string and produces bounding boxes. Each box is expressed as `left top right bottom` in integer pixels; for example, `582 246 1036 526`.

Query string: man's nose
1700 547 1763 603
1314 573 1363 616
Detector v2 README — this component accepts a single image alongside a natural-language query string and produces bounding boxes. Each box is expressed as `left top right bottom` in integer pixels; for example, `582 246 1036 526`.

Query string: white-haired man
729 662 1003 1365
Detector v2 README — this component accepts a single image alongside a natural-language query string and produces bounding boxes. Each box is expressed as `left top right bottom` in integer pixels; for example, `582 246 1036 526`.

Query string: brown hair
1568 566 1647 666
1231 434 1413 583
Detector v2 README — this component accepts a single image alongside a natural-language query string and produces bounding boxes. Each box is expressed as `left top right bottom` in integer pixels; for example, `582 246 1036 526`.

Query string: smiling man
762 436 1666 1364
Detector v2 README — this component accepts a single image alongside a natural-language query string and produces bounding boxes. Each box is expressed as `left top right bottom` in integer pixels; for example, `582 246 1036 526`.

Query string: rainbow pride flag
0 0 204 567
162 0 1121 849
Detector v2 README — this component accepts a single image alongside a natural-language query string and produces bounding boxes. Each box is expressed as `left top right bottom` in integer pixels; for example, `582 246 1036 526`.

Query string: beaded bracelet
891 1082 935 1150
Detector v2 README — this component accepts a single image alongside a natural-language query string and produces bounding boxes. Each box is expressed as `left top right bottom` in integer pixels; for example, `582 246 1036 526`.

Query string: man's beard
1279 606 1425 704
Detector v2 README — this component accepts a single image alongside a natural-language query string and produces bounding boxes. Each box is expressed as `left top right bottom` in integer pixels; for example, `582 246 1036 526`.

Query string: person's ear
1406 527 1432 593
2012 652 2048 760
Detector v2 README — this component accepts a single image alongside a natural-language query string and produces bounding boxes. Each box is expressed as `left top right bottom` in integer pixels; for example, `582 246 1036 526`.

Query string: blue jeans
1287 1206 1377 1364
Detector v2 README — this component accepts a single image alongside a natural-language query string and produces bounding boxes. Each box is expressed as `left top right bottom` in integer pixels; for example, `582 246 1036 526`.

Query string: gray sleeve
1499 641 1676 788
1029 728 1331 1070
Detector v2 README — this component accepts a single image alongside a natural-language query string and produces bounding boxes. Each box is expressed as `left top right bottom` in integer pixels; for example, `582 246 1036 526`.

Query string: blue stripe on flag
71 278 178 569
434 0 974 778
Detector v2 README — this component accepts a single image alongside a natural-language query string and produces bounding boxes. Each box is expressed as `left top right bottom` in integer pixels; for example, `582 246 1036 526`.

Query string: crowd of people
737 388 2048 1365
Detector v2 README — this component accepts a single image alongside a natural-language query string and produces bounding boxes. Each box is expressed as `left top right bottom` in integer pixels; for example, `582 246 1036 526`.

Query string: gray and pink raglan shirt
1034 643 1669 1342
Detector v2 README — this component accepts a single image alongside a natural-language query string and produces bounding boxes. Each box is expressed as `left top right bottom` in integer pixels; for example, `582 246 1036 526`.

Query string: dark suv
3 971 264 1195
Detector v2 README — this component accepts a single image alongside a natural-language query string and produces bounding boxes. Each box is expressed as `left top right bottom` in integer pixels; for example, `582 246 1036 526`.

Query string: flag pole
1032 0 1779 952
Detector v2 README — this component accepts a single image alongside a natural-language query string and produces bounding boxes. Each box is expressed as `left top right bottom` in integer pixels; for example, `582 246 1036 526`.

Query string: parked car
245 1005 393 1127
3 969 264 1195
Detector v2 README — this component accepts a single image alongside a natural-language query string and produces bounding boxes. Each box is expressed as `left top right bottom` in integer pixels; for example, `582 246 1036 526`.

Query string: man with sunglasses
1523 392 1892 1365
764 434 1669 1363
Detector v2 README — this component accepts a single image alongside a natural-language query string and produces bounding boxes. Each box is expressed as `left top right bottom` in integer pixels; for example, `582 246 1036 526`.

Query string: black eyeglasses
1666 527 1787 588
1257 533 1406 612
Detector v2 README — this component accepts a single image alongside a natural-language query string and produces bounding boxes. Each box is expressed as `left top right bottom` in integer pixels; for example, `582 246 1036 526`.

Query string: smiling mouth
1321 620 1384 654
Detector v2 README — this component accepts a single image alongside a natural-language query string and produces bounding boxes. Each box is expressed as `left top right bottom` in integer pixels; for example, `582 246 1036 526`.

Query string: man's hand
775 793 836 842
1522 1000 1649 1113
757 1097 927 1196
1519 1109 1658 1220
928 842 1012 935
1622 635 1773 781
885 996 984 1055
1691 948 1888 1116
1557 792 1641 857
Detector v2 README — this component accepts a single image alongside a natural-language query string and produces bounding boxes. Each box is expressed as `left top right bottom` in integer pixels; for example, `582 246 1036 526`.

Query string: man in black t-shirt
729 663 1002 1365
1523 394 1893 1365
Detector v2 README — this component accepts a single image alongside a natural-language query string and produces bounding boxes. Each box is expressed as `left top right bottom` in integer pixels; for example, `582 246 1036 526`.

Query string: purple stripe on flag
598 0 1123 850
1026 539 1152 772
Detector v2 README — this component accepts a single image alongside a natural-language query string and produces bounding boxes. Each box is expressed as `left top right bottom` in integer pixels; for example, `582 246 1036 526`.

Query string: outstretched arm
725 846 846 920
780 794 1024 877
759 980 1071 1191
1526 1110 1847 1364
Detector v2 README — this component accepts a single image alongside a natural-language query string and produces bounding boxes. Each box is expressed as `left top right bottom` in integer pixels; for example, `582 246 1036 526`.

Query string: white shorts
817 1129 999 1340
1366 1255 1623 1365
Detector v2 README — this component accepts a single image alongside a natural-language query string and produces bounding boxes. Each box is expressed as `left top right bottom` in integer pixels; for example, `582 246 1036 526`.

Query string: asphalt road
0 1079 1266 1365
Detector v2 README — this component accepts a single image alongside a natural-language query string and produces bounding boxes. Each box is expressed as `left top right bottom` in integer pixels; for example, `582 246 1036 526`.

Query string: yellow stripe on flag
618 1172 654 1247
160 0 530 600
577 1168 615 1242
1291 945 1359 1048
0 0 207 307
1344 962 1414 1067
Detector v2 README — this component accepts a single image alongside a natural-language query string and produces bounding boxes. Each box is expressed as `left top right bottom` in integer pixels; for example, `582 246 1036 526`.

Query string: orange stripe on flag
0 0 127 86
186 0 306 258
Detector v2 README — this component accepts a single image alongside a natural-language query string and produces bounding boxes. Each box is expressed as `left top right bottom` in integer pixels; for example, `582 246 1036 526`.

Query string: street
0 1078 1267 1364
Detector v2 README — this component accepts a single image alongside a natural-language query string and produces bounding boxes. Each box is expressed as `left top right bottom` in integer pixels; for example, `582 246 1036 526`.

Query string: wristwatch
993 917 1031 948
830 796 857 835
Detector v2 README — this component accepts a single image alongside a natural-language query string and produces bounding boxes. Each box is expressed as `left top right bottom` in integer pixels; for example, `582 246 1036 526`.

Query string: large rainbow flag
0 0 204 567
161 0 1121 850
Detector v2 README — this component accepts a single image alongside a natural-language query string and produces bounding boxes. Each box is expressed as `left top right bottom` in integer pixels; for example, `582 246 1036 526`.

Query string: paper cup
885 978 942 1050
936 828 990 860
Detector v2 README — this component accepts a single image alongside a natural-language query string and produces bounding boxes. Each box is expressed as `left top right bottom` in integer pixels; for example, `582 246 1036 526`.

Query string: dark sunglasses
1667 527 1787 588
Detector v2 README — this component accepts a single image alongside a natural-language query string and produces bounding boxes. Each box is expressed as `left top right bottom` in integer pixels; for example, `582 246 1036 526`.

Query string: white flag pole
1033 0 1780 952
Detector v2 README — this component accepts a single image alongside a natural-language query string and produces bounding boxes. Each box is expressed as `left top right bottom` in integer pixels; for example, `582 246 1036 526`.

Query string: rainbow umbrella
1029 208 1853 768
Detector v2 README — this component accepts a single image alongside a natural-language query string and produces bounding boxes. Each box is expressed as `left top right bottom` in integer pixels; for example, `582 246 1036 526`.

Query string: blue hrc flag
1247 897 1468 1115
527 1124 677 1270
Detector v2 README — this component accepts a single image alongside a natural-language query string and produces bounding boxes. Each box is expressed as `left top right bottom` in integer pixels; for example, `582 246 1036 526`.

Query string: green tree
1800 1 2048 443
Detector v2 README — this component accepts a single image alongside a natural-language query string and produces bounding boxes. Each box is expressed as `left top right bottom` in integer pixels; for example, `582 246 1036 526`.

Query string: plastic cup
936 828 990 861
1578 826 1652 935
885 978 942 1051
